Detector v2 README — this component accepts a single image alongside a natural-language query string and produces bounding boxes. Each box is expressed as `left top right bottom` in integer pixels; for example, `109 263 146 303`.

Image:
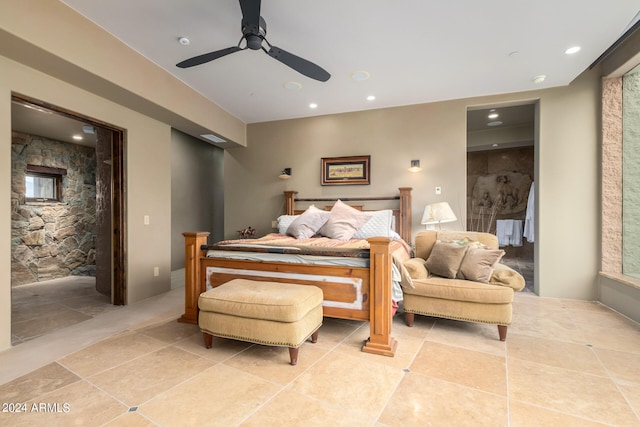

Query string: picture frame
321 155 370 186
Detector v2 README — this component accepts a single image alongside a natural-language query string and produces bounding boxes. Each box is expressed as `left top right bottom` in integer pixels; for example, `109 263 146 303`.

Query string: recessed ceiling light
178 37 190 46
283 81 302 90
532 75 546 84
366 95 375 101
72 135 83 140
488 112 499 119
309 103 318 109
350 70 370 81
565 46 581 55
487 121 503 127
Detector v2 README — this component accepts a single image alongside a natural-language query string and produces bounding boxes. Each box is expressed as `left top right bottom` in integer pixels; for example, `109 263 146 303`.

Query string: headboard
284 187 412 243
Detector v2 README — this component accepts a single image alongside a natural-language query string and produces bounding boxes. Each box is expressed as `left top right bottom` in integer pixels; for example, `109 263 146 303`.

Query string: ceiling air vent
201 134 226 143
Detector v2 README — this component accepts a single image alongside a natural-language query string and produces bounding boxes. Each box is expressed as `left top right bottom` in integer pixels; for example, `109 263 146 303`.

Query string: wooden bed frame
179 187 412 357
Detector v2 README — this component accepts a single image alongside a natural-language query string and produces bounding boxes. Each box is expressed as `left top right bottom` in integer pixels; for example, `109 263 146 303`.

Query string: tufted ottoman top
198 279 323 323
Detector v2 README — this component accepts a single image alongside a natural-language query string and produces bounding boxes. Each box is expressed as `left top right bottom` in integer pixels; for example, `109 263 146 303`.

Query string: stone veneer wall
623 67 640 276
601 77 623 273
11 131 97 286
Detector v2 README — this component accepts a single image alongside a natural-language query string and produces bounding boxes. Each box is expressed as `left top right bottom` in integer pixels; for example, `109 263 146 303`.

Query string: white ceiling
59 0 640 125
11 100 97 147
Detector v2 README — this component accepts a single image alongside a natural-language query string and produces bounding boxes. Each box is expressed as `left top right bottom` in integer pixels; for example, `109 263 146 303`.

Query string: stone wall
601 77 623 273
11 132 97 286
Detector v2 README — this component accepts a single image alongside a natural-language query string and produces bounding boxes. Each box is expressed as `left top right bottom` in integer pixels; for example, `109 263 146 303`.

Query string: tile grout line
232 343 339 425
587 343 640 423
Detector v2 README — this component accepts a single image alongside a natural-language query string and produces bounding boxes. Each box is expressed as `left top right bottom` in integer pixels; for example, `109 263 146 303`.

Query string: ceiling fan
176 0 331 82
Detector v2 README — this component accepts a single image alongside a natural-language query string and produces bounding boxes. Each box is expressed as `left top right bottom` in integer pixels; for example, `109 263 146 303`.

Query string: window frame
24 164 66 203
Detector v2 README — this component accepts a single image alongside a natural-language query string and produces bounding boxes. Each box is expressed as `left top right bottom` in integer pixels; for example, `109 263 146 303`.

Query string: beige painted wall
0 56 172 350
0 0 248 351
0 0 603 351
230 101 469 238
171 129 224 270
228 69 601 302
0 0 245 147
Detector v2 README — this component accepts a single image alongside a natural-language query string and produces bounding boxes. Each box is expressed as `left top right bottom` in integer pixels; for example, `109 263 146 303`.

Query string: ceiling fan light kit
176 0 330 82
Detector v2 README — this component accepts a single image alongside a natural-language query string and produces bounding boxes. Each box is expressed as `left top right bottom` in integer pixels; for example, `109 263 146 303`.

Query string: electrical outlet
153 267 159 277
144 215 150 225
272 220 278 228
435 186 442 195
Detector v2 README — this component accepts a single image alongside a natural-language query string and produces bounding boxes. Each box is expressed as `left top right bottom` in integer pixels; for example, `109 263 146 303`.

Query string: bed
179 187 412 357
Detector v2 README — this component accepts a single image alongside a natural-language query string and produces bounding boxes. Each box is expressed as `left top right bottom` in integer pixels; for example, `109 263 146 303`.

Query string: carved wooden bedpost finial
398 187 412 244
284 190 298 215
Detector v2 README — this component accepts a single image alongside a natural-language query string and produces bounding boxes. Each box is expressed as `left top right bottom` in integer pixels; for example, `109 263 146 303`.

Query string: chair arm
490 263 526 292
404 258 429 280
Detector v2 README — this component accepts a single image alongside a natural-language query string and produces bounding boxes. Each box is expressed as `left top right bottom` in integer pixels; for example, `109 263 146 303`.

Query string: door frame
11 93 127 305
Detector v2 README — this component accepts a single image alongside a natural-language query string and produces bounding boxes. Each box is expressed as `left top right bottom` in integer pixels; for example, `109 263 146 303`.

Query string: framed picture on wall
321 155 370 186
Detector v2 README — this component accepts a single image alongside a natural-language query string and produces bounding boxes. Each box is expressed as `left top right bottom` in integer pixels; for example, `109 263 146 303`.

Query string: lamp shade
421 202 457 225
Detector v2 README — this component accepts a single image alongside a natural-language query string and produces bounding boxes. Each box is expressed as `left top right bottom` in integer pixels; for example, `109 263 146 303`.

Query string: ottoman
198 279 323 365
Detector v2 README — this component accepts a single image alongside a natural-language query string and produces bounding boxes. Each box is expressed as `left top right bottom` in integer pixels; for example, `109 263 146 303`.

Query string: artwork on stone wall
468 171 532 232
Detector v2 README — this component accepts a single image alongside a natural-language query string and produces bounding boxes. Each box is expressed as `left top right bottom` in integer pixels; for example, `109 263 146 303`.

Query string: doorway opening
466 102 537 293
10 93 126 345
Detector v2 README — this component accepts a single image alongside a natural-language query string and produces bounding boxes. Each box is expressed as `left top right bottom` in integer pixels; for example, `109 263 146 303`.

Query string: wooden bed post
362 237 398 357
284 191 298 215
178 231 209 324
398 187 412 244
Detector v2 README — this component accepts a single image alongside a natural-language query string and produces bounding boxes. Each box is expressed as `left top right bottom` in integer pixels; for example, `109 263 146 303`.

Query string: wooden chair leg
310 330 319 343
288 347 299 365
203 332 213 349
405 312 415 327
497 325 507 341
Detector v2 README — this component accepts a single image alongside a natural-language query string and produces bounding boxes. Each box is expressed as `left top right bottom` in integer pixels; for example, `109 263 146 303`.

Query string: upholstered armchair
402 230 525 341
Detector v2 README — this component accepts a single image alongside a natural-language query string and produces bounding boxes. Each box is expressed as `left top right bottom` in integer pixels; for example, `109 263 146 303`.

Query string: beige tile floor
2 281 640 425
11 276 119 346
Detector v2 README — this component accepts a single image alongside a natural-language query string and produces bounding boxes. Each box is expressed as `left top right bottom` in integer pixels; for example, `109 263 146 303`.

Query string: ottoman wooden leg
203 332 213 349
311 330 319 343
288 347 299 365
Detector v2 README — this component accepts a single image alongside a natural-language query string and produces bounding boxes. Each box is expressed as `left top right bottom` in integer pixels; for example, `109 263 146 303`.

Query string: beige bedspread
211 233 414 291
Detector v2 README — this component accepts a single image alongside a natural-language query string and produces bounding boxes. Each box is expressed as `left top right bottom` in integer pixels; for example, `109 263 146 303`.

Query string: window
25 165 66 202
622 64 640 278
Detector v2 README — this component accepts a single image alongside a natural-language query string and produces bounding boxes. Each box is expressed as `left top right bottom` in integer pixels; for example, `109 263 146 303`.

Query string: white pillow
353 209 394 239
276 214 298 235
286 206 331 239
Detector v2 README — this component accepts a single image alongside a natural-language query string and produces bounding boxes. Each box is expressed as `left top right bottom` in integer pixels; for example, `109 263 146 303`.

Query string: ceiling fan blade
266 45 330 82
239 0 261 34
176 46 243 68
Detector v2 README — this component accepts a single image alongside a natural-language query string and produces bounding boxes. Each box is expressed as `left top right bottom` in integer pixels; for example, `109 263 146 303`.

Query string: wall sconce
278 168 292 179
408 159 422 172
